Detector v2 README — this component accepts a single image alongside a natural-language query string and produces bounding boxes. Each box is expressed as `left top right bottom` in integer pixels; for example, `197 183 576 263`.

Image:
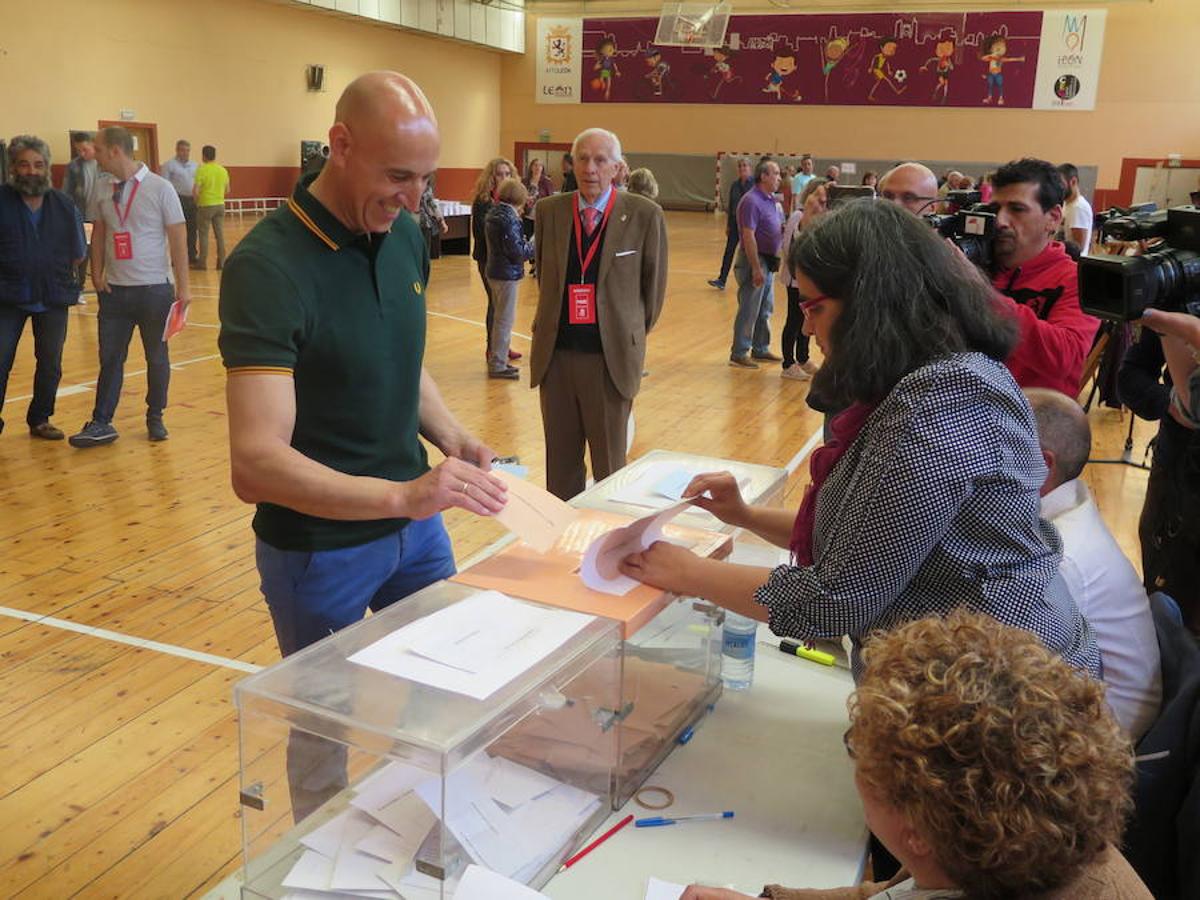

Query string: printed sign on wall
1031 10 1106 110
568 8 1104 110
536 17 584 104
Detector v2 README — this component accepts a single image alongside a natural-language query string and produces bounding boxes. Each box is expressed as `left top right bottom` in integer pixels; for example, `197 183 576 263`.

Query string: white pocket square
615 250 638 257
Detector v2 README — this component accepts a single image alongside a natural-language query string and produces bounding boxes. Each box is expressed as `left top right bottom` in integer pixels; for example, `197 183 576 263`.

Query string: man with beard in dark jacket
0 135 86 439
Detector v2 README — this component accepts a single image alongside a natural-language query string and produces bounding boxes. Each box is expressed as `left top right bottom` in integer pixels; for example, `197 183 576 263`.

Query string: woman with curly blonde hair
681 610 1150 900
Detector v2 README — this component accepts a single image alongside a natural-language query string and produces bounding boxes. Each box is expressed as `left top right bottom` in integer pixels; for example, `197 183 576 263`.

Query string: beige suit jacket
531 190 668 400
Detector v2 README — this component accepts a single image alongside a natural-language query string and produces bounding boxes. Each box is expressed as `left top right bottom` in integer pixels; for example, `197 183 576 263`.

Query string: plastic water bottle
721 613 757 691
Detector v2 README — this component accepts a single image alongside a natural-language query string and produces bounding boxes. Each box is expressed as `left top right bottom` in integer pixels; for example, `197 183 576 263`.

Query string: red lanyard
114 178 141 228
572 189 617 281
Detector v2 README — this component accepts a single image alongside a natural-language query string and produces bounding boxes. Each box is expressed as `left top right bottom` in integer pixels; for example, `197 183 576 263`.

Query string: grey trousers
486 278 519 371
196 204 226 268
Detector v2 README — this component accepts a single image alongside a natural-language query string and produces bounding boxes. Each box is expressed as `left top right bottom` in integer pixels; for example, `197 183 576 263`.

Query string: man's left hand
439 219 449 235
619 540 695 593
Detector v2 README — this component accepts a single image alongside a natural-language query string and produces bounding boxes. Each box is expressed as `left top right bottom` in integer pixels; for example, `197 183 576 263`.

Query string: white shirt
1042 479 1162 740
161 157 198 197
1064 193 1094 254
90 164 186 287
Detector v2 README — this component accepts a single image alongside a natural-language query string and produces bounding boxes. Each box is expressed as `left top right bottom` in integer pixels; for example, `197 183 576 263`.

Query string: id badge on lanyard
112 179 141 261
568 284 596 324
570 191 615 326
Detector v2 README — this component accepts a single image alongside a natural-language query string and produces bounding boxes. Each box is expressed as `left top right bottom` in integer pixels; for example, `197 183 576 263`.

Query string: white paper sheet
355 824 419 866
364 791 438 844
414 754 601 881
300 808 373 860
579 501 694 596
353 761 429 814
376 865 443 900
347 591 595 700
607 463 696 510
330 813 391 892
645 877 688 900
281 849 398 898
452 864 549 899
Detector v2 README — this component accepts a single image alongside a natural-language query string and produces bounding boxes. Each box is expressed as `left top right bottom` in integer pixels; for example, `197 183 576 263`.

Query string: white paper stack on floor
281 755 599 898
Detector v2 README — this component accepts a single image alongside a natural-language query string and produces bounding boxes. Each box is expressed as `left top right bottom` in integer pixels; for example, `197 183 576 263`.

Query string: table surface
544 633 868 899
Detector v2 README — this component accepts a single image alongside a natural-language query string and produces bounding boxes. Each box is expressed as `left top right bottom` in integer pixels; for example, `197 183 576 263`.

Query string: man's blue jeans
256 514 456 819
0 305 69 427
93 283 173 424
731 249 776 357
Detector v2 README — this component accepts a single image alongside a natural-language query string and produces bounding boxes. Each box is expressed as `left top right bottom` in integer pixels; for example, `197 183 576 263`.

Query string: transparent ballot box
453 506 731 808
234 582 622 899
574 449 788 533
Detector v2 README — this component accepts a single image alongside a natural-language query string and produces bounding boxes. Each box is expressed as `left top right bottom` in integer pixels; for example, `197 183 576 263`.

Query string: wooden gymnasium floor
0 209 1156 897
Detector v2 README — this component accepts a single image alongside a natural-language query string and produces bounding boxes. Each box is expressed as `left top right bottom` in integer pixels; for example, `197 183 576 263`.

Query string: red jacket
992 241 1100 398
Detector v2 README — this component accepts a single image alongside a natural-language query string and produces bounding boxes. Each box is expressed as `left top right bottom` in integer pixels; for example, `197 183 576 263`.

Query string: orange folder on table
451 508 732 638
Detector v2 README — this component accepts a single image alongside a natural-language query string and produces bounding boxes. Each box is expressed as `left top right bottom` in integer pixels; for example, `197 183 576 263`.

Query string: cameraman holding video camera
989 158 1100 398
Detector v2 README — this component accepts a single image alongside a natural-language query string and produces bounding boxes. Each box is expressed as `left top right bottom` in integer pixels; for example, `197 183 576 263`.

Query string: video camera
1078 205 1200 321
923 191 997 268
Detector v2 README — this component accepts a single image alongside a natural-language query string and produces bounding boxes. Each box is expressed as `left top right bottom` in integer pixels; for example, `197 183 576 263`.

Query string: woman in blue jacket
483 178 534 380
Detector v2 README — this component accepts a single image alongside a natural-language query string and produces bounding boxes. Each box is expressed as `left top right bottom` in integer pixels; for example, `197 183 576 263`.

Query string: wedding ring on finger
461 481 471 495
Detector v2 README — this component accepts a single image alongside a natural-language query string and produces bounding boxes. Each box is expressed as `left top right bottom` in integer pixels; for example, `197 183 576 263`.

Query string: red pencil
557 813 634 872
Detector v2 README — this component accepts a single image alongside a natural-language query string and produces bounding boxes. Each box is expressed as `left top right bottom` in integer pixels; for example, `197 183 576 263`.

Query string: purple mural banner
581 12 1044 108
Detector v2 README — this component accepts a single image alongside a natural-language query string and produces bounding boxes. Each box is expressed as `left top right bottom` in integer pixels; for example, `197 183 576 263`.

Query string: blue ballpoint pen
635 811 735 827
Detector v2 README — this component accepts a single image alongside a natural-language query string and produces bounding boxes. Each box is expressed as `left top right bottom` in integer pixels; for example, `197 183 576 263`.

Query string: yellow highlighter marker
779 639 836 666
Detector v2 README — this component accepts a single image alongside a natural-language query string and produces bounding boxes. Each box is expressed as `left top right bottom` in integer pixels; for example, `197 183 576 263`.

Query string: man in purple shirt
729 158 783 368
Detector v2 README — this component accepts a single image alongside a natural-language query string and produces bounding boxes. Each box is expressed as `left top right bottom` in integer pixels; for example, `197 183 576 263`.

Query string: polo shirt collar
130 163 148 183
289 172 357 251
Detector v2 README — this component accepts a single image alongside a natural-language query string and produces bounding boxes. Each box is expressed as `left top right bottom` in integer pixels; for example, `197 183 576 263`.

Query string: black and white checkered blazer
755 351 1100 679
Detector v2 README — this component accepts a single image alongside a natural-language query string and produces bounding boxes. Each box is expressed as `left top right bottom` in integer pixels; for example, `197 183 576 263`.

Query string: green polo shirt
218 175 430 551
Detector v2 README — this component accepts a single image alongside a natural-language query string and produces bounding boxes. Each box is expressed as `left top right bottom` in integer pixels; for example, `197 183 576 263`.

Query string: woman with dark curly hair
681 611 1149 900
620 199 1099 678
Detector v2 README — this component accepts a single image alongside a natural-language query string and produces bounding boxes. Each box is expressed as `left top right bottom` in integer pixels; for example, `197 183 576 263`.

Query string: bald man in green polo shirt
219 72 508 814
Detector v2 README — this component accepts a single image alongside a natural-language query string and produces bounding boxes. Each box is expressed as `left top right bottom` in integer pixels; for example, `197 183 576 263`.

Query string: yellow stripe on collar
287 198 339 251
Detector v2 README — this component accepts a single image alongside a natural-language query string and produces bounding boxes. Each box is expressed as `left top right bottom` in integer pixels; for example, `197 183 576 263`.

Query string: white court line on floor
428 310 531 342
3 352 222 405
785 425 824 475
0 605 262 674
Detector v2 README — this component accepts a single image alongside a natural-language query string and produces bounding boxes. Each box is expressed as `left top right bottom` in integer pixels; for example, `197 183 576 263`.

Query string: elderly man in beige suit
531 128 668 499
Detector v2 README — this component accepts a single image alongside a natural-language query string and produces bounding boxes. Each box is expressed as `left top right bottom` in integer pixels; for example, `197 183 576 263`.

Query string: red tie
583 206 600 237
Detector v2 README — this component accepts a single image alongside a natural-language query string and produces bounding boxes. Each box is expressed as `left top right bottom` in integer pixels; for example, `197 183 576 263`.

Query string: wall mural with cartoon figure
581 11 1045 108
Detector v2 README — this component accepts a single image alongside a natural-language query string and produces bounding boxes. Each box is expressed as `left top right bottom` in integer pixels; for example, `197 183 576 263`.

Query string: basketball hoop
655 2 731 49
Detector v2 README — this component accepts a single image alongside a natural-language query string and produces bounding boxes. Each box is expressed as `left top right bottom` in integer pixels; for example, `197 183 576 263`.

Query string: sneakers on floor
800 360 820 375
147 417 169 442
488 366 520 380
29 421 65 440
752 350 783 362
69 420 118 448
707 279 726 290
507 349 522 361
781 363 811 381
728 354 759 369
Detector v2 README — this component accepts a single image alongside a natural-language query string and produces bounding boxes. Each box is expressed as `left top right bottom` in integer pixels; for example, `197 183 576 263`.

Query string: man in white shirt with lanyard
70 126 190 447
